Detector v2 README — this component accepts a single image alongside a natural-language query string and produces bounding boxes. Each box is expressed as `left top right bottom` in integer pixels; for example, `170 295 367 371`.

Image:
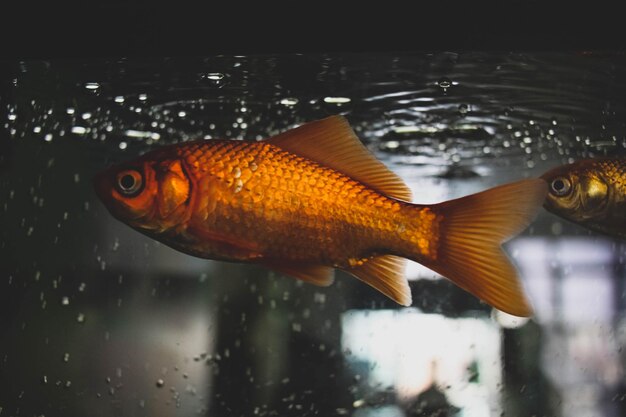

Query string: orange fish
94 116 546 317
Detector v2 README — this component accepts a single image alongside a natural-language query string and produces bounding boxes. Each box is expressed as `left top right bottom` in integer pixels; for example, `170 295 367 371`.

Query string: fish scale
176 140 414 266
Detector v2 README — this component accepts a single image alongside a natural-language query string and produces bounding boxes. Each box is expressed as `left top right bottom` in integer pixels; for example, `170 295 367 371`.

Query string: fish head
94 155 191 233
541 160 610 222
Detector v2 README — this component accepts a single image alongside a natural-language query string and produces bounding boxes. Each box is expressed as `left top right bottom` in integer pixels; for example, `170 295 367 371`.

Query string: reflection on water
342 310 501 416
2 52 626 416
512 237 626 417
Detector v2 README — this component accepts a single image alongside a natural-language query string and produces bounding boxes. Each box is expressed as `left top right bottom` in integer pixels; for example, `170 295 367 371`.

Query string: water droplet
156 379 164 388
42 375 48 384
314 292 326 304
353 399 365 408
63 353 70 362
205 72 224 81
119 141 127 150
280 97 299 106
323 96 351 104
66 107 75 115
44 134 53 142
61 296 69 306
458 103 469 115
81 112 92 120
72 126 87 135
8 113 16 121
85 82 100 90
33 126 41 133
233 167 241 178
178 111 187 118
77 313 85 323
114 96 125 103
138 94 147 101
249 162 258 172
437 77 452 89
384 141 400 149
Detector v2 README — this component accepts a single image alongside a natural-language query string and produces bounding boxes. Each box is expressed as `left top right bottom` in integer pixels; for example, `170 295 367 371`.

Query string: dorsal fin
267 116 413 201
342 255 411 306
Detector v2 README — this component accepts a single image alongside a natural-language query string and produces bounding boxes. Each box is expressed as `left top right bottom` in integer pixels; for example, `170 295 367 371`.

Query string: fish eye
115 169 143 196
550 177 572 196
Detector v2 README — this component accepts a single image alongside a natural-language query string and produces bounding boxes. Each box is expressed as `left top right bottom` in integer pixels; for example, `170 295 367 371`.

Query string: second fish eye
550 177 572 196
116 170 143 196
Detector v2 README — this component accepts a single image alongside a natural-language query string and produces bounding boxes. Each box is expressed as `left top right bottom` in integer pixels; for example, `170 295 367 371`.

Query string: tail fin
428 179 547 317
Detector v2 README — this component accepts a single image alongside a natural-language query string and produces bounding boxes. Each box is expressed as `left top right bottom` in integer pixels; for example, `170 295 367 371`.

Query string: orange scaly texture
171 140 440 267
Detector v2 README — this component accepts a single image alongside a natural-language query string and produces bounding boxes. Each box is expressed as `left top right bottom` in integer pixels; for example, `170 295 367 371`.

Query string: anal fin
263 262 335 287
342 255 411 306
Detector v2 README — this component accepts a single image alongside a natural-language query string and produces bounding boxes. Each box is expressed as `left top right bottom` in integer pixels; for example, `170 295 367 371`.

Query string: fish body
541 157 626 239
95 116 546 316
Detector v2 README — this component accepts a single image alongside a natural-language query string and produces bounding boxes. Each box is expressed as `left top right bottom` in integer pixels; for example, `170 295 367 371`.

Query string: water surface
1 52 626 417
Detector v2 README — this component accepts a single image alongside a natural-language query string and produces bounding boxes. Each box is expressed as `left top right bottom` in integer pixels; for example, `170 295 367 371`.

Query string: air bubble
437 77 452 89
280 98 299 106
205 72 224 81
323 96 351 104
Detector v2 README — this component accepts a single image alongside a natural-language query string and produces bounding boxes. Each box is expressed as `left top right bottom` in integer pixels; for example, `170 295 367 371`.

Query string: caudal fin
428 179 547 317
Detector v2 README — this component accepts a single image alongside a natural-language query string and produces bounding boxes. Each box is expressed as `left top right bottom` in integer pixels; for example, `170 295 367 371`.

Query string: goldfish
541 157 626 239
94 116 546 317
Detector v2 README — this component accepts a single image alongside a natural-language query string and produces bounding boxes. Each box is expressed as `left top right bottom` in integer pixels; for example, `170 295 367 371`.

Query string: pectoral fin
342 255 411 306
